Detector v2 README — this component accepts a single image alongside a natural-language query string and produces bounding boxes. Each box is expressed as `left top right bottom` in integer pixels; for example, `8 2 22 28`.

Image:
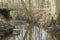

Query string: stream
2 25 59 40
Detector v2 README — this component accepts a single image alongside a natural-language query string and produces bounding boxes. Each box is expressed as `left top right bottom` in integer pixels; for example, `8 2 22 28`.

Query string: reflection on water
3 25 59 40
41 29 47 40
